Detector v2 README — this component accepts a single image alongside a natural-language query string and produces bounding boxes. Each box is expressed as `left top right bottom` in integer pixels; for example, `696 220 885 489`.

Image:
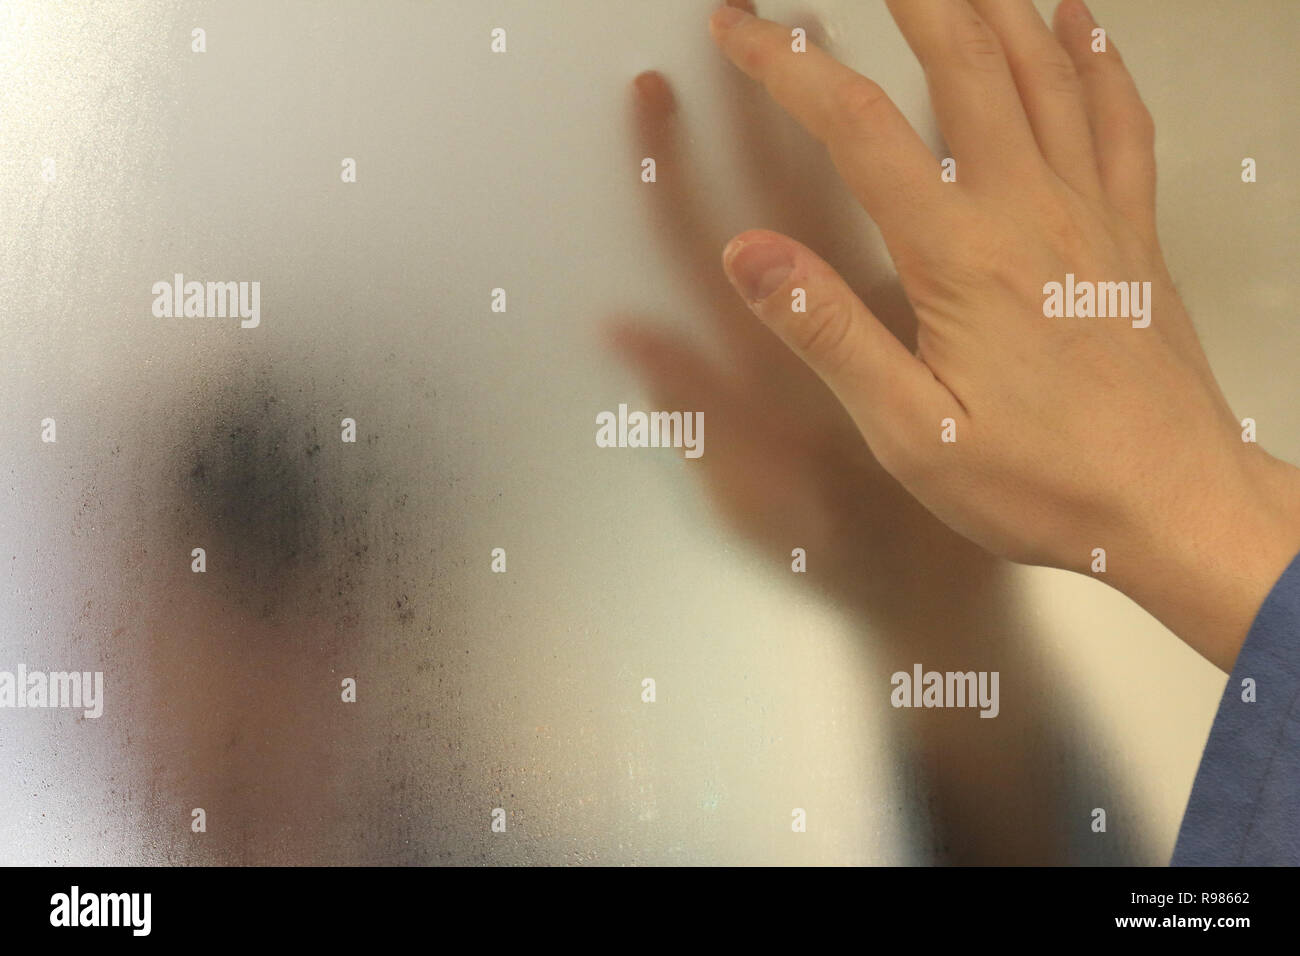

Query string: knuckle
951 21 1006 74
979 244 1039 298
1122 103 1156 145
1073 44 1114 80
734 28 772 74
987 184 1087 266
792 293 857 373
1036 49 1082 96
897 237 979 313
832 75 890 125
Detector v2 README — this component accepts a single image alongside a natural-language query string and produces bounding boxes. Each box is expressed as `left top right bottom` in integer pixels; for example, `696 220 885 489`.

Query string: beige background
0 0 1295 864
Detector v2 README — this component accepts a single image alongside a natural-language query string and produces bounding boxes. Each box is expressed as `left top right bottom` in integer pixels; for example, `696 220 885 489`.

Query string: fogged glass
1 0 1296 864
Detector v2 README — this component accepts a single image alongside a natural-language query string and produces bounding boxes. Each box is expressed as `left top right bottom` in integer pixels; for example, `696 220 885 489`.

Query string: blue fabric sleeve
1171 548 1300 865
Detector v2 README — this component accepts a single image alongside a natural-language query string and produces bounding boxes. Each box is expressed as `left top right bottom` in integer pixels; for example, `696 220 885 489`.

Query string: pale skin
684 0 1300 673
614 0 1150 863
614 0 1295 861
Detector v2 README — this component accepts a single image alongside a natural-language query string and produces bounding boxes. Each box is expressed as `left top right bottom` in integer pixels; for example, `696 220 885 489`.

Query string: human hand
706 0 1300 670
612 55 1000 624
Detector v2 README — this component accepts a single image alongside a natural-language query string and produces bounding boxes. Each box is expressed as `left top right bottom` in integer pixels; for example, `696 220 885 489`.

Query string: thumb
720 228 955 475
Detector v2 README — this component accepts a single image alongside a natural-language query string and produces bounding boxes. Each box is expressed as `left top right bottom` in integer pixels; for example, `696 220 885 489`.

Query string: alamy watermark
595 403 704 459
1042 273 1151 328
890 663 999 718
50 886 150 936
0 666 103 718
151 273 260 328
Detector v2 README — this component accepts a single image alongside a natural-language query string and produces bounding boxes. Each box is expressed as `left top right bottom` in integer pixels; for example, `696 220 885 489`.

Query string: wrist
1109 448 1300 671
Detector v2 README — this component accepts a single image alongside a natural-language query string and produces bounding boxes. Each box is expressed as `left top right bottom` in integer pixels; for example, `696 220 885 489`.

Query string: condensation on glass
1 0 1295 864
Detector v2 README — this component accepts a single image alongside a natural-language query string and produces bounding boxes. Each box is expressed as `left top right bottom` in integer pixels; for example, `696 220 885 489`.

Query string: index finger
708 5 951 252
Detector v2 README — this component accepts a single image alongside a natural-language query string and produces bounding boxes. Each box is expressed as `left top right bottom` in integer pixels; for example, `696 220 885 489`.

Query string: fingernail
724 240 794 303
711 5 750 33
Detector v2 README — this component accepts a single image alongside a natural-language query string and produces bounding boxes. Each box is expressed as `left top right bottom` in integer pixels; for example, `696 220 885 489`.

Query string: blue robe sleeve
1171 548 1300 865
